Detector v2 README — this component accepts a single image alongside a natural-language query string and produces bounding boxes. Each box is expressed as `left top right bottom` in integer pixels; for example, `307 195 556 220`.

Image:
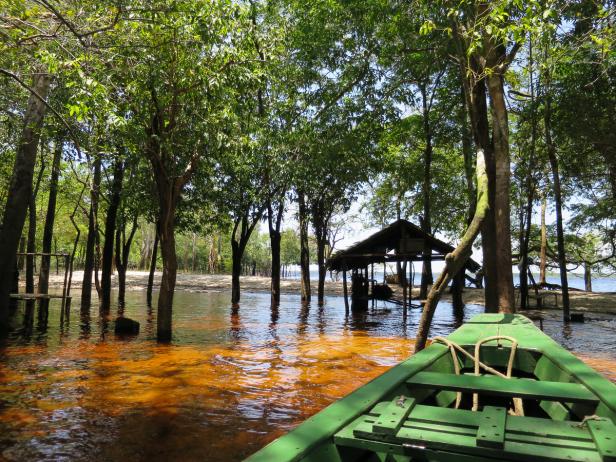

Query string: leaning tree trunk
298 192 311 302
487 73 515 313
81 154 101 310
544 88 570 321
0 72 51 331
38 139 62 298
100 158 124 312
415 148 489 352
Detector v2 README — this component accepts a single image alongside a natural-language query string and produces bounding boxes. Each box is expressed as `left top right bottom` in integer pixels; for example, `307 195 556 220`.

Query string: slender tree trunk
298 192 311 302
146 223 159 306
81 155 101 309
100 158 124 312
544 87 571 321
26 196 37 294
420 84 433 300
26 160 46 294
38 139 62 296
115 215 137 307
0 72 51 330
416 148 489 352
486 73 515 313
316 235 327 304
519 41 537 310
539 196 548 285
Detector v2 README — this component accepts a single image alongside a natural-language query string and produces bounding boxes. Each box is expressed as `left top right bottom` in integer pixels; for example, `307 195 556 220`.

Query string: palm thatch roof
327 219 481 273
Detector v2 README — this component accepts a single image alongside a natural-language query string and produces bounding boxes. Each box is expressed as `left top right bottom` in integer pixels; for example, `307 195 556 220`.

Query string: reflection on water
0 291 614 461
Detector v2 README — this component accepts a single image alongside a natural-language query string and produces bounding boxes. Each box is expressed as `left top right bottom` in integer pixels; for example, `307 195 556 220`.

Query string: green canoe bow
245 314 616 462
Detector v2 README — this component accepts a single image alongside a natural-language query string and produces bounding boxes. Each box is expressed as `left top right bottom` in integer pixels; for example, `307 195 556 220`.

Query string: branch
0 68 83 158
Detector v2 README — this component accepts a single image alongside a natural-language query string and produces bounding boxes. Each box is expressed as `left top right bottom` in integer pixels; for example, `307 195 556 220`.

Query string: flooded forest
0 1 615 461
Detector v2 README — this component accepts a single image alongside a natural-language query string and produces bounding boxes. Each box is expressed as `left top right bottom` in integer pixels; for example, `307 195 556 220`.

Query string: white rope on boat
432 335 524 415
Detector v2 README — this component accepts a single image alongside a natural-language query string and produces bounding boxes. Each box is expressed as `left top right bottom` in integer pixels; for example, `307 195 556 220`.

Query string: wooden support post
342 264 349 314
61 254 69 313
408 262 413 300
403 260 408 311
371 263 375 309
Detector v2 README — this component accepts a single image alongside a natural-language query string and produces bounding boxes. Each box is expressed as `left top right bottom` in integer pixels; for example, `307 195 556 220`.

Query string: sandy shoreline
42 270 616 315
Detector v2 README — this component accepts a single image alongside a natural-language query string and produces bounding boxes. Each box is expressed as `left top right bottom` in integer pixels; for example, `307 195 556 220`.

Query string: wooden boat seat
406 371 599 404
335 399 616 462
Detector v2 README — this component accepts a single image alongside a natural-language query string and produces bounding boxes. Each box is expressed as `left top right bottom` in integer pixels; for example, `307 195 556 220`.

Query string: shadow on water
0 290 614 462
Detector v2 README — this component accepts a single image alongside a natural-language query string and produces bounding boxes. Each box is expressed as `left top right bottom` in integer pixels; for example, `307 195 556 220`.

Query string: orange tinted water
0 292 614 461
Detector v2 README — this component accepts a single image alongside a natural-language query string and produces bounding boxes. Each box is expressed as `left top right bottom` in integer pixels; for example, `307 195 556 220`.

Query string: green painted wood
407 371 599 404
476 406 506 449
245 314 616 461
372 396 416 435
347 402 599 460
587 420 616 462
396 424 601 461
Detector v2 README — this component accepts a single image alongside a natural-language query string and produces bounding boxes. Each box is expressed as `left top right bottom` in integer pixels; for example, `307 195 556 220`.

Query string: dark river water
1 291 615 461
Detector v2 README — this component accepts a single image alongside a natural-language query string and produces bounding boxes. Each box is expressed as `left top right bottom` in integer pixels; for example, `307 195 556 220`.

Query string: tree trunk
146 224 159 306
231 240 242 304
316 235 327 304
100 158 124 312
157 211 177 341
539 196 548 285
81 155 101 309
26 195 37 294
38 140 62 296
486 73 515 313
468 74 498 311
420 83 433 300
544 88 571 321
26 160 46 294
584 263 592 292
519 41 537 311
460 85 476 225
268 199 284 304
298 192 311 302
0 72 51 330
415 147 490 352
115 215 137 307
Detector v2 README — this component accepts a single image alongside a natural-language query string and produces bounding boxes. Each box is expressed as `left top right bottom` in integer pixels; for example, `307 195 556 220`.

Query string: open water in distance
286 266 616 292
1 291 615 461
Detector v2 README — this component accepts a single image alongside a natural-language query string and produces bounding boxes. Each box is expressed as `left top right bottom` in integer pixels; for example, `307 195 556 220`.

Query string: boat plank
407 371 598 404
